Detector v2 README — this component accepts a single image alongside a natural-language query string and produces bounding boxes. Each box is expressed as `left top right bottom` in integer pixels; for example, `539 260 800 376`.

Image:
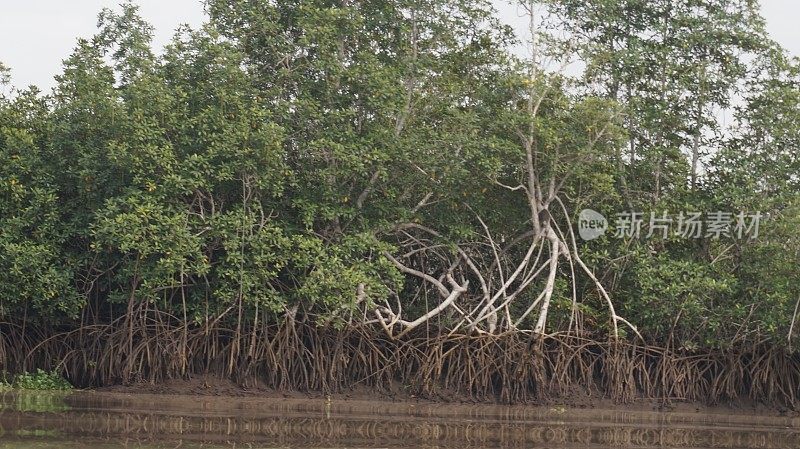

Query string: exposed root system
2 320 798 408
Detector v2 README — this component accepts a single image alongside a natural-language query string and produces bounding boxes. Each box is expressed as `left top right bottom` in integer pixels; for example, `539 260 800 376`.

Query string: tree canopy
1 0 798 351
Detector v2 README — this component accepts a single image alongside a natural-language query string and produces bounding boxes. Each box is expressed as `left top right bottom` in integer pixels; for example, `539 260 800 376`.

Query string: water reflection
0 392 70 413
0 391 797 448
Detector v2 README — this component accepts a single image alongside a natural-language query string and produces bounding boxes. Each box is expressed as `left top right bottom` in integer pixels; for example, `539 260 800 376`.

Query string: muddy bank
95 373 797 417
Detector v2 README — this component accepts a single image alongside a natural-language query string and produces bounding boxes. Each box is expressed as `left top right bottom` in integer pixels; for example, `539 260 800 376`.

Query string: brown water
0 391 797 449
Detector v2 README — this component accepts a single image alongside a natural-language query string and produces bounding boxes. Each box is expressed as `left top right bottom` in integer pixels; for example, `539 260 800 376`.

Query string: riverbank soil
95 373 796 416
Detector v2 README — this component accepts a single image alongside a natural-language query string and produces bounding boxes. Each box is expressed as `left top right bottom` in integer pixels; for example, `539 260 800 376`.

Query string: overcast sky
1 0 798 92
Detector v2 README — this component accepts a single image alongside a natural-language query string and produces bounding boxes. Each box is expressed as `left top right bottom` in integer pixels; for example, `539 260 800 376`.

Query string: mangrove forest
1 0 800 407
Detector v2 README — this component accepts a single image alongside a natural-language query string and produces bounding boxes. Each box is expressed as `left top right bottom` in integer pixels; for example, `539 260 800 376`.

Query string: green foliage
625 252 736 346
4 370 73 391
0 0 796 350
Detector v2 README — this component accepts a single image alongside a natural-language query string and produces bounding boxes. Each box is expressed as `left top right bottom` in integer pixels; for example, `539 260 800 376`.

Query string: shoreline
90 374 798 417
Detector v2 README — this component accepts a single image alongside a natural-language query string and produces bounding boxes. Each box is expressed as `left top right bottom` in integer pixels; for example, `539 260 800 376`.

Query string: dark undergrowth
1 318 797 409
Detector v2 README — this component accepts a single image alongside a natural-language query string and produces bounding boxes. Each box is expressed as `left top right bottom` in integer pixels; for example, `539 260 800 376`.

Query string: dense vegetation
0 370 73 391
1 0 799 389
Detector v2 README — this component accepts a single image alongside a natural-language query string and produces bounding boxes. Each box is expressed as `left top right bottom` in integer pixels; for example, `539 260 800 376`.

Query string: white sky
1 0 798 92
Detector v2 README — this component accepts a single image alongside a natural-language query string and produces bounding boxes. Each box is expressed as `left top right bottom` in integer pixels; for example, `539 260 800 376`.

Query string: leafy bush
11 370 73 391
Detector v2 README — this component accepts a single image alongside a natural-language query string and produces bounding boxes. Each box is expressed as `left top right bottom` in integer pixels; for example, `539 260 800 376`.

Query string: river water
0 390 797 448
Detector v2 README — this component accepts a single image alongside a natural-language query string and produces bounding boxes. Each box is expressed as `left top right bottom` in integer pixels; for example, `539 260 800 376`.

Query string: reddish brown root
1 319 798 409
